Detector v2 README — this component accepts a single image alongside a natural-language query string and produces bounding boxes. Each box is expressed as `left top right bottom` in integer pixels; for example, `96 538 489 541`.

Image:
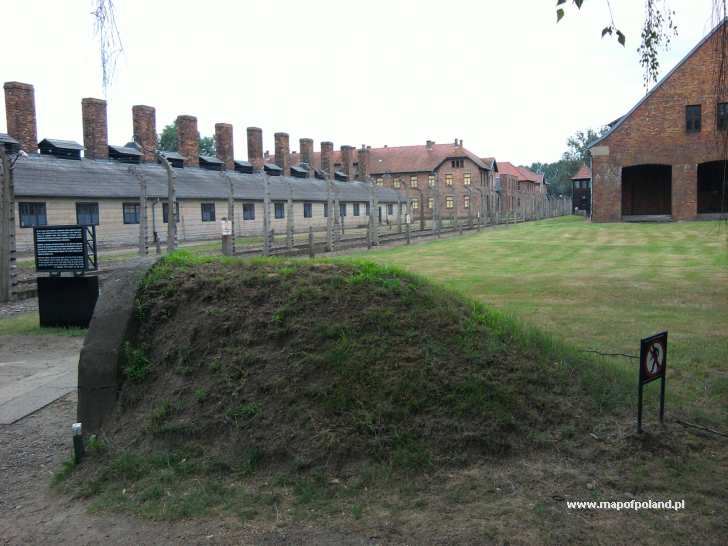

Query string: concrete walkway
0 336 82 425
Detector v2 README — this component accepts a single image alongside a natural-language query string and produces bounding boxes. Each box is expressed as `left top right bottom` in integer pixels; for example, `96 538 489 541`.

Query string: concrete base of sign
37 276 99 328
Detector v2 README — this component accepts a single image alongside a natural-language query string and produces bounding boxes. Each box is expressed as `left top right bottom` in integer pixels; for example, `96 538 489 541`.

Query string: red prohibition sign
642 338 666 380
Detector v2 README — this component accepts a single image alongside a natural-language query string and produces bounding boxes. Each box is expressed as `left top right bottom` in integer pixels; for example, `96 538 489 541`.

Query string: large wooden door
622 165 672 216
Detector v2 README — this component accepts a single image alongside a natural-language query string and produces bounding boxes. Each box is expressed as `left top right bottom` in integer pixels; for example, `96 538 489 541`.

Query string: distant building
590 19 728 222
312 140 498 220
571 164 592 215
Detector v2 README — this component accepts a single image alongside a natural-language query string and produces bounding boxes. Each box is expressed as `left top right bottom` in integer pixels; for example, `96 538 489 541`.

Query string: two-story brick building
590 19 728 222
312 140 498 222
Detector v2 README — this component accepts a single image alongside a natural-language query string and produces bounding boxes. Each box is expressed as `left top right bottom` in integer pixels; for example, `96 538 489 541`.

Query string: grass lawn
364 216 728 427
0 312 87 336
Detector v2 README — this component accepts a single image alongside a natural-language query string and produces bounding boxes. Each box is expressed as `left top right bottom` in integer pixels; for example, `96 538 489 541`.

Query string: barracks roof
12 153 405 203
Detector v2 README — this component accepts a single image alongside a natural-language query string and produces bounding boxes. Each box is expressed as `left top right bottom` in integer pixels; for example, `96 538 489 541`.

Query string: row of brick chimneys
3 81 370 180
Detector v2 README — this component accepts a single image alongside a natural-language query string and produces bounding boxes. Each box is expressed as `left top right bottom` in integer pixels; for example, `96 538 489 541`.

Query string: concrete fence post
308 226 314 258
0 149 17 303
406 221 411 244
263 175 271 256
286 182 294 250
326 179 334 252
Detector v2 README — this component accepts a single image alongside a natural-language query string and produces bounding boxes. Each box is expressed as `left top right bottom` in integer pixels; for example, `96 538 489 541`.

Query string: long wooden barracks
590 19 728 222
2 82 419 252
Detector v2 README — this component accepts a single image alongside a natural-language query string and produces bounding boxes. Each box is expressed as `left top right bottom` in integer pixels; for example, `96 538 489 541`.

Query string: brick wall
592 23 728 221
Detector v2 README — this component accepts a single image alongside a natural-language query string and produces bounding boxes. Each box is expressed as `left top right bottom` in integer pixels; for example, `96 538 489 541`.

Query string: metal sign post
637 331 668 433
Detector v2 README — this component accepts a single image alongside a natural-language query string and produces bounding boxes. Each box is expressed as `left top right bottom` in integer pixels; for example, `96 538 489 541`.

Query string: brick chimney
81 98 108 160
341 145 354 180
426 140 434 150
215 123 234 170
176 115 199 167
320 141 334 179
4 81 38 153
132 105 156 161
299 138 314 166
357 145 369 180
274 132 290 175
247 127 263 170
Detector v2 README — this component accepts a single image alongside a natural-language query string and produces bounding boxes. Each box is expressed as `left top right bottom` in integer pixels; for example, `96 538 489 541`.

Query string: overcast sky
1 0 720 165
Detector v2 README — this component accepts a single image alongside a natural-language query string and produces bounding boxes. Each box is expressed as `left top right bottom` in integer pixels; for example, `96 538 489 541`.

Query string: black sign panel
637 331 668 433
33 225 98 272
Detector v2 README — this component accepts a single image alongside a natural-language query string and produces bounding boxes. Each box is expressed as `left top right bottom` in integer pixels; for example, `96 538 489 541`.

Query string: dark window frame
19 202 48 228
243 202 255 221
387 203 394 215
353 203 360 216
123 202 140 225
75 202 99 225
718 102 728 130
339 203 347 217
686 104 702 133
162 202 180 224
201 202 216 222
323 202 329 217
303 202 312 218
274 202 285 219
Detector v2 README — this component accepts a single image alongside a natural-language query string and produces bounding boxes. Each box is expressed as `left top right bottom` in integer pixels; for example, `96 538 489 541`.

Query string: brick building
312 140 498 221
590 19 728 222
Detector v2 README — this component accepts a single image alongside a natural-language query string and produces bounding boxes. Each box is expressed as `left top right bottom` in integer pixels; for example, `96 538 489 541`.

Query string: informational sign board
33 225 98 273
637 331 668 433
221 219 233 236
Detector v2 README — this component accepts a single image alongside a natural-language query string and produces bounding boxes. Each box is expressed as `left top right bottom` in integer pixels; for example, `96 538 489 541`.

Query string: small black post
659 374 666 424
72 422 84 464
637 382 644 434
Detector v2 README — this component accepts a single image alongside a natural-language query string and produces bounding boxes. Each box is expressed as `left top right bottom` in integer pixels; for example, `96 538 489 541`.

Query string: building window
411 198 419 210
123 202 140 225
162 202 179 224
365 202 370 215
19 202 47 228
387 203 393 215
201 203 216 222
718 102 728 130
428 175 435 187
393 177 401 189
445 174 453 186
304 202 312 218
428 197 434 209
451 159 463 168
323 202 329 217
446 196 454 209
517 181 522 192
274 202 285 219
340 203 347 217
353 203 360 216
686 105 701 133
464 195 470 209
243 203 255 220
410 175 418 188
376 177 384 186
76 202 99 225
464 171 471 186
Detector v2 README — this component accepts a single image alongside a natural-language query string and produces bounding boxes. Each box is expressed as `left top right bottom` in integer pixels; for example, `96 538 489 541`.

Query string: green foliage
122 342 151 383
158 124 216 155
528 126 608 196
194 387 208 402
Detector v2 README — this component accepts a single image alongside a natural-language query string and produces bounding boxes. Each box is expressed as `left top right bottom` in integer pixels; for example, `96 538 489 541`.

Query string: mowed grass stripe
364 216 728 426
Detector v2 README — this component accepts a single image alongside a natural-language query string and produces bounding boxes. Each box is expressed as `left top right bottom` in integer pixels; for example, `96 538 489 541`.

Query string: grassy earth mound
59 252 628 520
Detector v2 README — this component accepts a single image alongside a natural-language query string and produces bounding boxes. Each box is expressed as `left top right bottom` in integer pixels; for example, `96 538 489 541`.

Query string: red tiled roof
496 161 522 178
571 164 591 180
498 162 545 185
312 142 491 175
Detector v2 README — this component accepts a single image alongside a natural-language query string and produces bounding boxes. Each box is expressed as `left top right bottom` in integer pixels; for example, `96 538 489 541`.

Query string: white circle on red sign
643 340 665 379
